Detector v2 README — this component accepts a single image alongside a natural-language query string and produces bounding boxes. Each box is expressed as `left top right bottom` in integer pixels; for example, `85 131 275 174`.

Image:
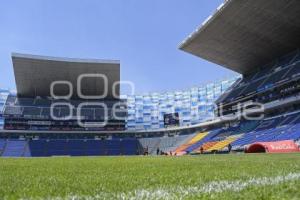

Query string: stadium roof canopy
12 53 120 99
179 0 300 75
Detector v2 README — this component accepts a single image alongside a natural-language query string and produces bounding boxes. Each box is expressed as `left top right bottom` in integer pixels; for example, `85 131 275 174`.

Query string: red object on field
246 140 300 153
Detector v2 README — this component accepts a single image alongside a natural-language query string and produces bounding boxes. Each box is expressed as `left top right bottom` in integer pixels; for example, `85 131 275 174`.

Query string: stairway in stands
0 139 6 156
2 140 27 157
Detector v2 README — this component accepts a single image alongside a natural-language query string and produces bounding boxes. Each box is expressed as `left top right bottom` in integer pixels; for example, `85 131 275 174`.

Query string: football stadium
1 0 300 199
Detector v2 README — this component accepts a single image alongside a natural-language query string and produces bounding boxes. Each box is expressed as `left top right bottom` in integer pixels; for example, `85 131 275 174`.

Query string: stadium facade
0 0 299 156
0 89 10 129
125 77 236 130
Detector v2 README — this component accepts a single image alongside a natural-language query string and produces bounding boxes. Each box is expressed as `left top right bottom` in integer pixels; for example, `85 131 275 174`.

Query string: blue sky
0 0 237 94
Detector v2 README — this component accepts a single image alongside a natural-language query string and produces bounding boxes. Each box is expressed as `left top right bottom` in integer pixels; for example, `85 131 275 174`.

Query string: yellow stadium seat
174 132 208 153
206 137 237 151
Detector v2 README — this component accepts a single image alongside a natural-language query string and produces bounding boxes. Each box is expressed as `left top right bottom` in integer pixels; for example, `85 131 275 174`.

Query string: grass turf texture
0 153 300 200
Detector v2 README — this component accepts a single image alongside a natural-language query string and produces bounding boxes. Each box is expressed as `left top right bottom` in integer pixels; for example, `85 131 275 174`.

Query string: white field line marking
117 172 300 200
20 172 300 200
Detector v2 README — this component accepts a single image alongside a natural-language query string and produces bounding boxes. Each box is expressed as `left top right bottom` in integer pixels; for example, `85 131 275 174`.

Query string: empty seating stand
220 50 300 104
27 139 139 157
231 112 300 150
171 110 300 154
2 140 27 157
174 132 207 154
139 134 196 155
0 139 139 157
206 136 238 152
1 110 300 157
184 130 222 153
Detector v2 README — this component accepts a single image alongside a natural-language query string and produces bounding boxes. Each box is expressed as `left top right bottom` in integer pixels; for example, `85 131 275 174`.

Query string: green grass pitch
1 153 300 200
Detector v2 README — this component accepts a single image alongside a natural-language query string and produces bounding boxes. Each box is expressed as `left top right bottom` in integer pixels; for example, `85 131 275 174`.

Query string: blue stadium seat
184 129 221 152
2 140 27 157
220 51 300 104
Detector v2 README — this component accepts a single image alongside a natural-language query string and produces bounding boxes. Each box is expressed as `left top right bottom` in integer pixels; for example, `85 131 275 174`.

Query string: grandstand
0 0 300 157
176 0 300 154
0 53 213 157
3 95 127 131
